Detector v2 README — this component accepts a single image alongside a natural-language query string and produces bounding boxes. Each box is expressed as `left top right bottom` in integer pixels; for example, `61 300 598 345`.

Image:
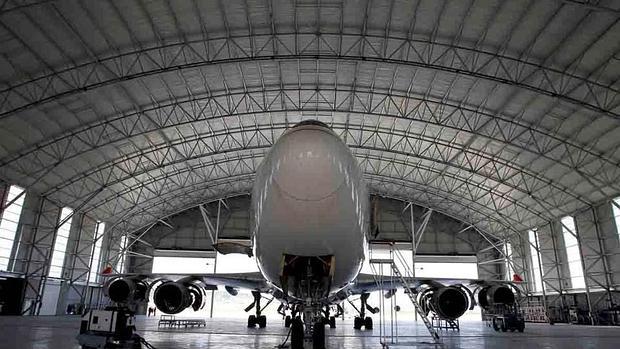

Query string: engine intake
419 286 469 320
477 284 515 309
105 278 147 303
153 280 207 314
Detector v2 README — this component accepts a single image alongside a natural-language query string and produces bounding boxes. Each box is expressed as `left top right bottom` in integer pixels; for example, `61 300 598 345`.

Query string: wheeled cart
490 313 525 332
483 304 525 333
77 307 155 349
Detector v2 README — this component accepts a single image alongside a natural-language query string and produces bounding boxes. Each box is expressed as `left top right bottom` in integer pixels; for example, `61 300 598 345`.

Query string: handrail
368 243 442 344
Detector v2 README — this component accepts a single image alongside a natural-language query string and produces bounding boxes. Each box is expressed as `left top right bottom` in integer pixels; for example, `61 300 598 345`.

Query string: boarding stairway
369 244 441 346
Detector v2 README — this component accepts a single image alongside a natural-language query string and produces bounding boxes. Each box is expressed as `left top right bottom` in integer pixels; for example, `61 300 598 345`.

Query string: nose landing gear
288 305 328 349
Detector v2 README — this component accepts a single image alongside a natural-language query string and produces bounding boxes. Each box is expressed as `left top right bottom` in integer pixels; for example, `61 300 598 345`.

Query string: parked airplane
103 120 517 349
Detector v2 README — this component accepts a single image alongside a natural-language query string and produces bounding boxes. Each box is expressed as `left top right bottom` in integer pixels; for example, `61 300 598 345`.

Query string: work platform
157 315 207 328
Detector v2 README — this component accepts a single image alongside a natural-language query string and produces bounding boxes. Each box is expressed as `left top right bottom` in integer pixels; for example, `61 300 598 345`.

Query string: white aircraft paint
252 121 368 299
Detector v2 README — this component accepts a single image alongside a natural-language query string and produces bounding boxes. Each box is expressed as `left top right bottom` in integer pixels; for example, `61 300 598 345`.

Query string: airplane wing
103 272 271 293
350 273 475 295
349 273 512 296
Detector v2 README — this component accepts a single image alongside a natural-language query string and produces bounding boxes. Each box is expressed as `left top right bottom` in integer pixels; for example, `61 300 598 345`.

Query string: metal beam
157 219 174 230
414 209 433 250
22 94 600 210
1 32 615 121
199 204 217 246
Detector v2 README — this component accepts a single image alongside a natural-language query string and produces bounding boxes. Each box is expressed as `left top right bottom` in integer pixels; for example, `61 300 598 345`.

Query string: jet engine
477 284 515 310
104 277 148 303
153 280 209 314
418 286 470 320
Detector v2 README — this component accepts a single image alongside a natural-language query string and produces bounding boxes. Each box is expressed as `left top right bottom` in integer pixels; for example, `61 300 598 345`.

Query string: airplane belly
255 184 365 292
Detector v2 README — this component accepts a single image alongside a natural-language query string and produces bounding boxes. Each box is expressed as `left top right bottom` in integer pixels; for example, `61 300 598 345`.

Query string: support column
548 222 567 311
209 200 223 318
532 230 548 312
22 197 61 315
56 213 85 315
408 203 417 321
569 219 594 324
591 206 614 308
517 234 532 296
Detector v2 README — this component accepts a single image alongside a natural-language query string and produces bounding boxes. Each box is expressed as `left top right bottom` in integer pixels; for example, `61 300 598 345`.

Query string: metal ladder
389 261 440 342
368 258 398 347
369 247 441 344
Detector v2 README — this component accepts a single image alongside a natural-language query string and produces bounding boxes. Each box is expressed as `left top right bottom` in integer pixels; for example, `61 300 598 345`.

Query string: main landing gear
279 304 298 329
350 293 376 330
246 291 269 328
322 304 342 329
278 303 298 328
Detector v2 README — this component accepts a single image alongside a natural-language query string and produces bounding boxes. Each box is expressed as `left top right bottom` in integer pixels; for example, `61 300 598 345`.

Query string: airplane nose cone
273 127 346 201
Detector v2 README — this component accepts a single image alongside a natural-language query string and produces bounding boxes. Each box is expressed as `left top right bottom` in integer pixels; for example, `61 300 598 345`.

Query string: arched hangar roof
0 0 619 240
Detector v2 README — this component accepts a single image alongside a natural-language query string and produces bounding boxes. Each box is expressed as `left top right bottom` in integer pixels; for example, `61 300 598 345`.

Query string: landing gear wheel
329 316 336 329
518 322 525 333
284 315 292 328
364 317 373 330
290 318 304 349
247 315 256 328
353 316 363 330
500 322 507 332
492 318 499 331
312 321 326 349
258 315 267 328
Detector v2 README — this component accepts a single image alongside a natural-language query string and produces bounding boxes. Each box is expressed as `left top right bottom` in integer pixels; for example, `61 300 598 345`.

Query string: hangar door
148 249 480 321
361 248 481 321
148 252 280 319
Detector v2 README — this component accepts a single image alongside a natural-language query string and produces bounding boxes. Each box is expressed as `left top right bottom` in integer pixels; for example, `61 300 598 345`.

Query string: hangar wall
125 196 500 280
511 199 620 322
1 182 108 315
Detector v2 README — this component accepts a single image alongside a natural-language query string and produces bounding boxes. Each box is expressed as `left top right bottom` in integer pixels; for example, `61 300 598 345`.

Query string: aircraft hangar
0 0 619 348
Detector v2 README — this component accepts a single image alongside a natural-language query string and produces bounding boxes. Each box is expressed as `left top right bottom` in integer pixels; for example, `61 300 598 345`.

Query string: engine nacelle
105 278 148 303
153 280 207 314
477 284 515 309
419 286 469 320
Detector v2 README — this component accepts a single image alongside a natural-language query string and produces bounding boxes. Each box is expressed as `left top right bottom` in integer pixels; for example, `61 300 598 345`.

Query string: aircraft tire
290 318 304 349
285 316 292 328
492 318 499 331
312 321 326 349
329 316 336 329
353 316 362 330
364 317 373 330
258 315 267 328
247 315 256 328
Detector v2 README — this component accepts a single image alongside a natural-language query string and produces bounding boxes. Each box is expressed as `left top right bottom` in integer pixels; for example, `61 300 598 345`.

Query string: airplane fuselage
252 120 368 302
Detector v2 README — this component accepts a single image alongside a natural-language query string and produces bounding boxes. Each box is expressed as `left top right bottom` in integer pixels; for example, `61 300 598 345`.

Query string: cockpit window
292 120 330 128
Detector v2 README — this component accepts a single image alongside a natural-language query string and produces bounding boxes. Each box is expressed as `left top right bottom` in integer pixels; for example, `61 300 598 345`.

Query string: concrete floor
1 315 619 349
